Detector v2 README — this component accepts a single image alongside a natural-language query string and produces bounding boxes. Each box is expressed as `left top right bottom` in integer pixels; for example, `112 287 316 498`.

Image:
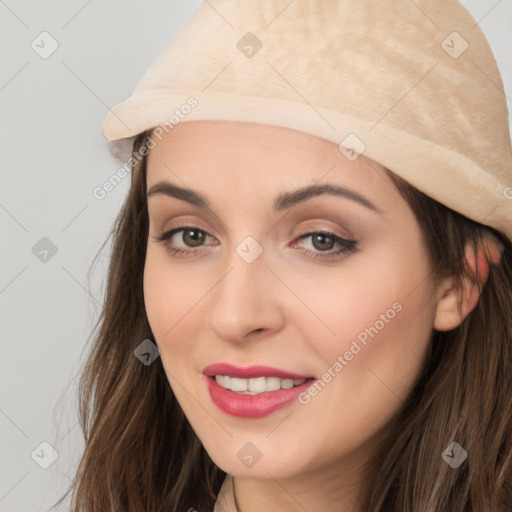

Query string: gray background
0 1 511 510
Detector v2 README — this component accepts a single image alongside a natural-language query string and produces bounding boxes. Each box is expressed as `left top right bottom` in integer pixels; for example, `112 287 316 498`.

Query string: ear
433 233 504 332
433 274 481 331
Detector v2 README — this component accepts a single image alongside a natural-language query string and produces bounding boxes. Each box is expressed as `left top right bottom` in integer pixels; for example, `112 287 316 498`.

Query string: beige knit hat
102 0 512 241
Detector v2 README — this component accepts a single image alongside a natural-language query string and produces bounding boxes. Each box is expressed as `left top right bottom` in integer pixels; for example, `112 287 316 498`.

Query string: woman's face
143 120 440 483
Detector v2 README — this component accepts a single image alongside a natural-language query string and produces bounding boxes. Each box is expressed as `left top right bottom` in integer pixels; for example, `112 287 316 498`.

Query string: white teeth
248 376 266 392
214 375 307 394
266 376 282 391
230 377 247 392
281 379 294 389
215 375 230 389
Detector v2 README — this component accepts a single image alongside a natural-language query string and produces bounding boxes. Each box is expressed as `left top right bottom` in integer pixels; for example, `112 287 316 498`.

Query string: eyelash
153 223 358 260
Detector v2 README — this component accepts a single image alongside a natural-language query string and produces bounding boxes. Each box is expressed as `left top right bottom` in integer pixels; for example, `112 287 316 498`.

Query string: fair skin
143 120 488 512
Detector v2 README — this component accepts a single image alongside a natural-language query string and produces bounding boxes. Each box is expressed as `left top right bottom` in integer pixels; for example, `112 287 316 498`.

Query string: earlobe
433 233 503 332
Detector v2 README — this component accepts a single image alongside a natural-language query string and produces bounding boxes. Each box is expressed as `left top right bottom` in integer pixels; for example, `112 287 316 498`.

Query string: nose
207 246 286 343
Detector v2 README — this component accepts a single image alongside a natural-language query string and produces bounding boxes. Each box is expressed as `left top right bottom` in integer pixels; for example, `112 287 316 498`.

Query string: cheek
294 262 435 446
143 251 204 399
296 245 433 368
143 254 171 335
143 249 206 340
287 246 434 357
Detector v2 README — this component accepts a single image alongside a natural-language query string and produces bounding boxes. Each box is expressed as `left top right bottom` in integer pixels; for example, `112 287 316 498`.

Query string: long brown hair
54 130 512 511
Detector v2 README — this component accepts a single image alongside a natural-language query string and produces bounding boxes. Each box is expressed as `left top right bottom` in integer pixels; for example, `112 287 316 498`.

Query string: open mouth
204 373 317 418
209 375 315 395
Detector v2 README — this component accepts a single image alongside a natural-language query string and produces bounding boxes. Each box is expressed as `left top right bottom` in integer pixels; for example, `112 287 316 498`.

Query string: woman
57 1 512 510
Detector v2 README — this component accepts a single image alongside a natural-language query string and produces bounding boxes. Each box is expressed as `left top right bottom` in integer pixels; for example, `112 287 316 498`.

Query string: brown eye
310 233 335 251
181 228 206 247
292 231 358 260
152 225 216 257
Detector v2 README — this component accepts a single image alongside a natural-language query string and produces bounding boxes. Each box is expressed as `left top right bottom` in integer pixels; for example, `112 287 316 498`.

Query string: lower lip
204 375 316 418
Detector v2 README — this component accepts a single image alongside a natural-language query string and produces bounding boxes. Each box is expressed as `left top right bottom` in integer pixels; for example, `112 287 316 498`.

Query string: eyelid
293 222 354 242
155 217 218 239
153 223 216 244
149 205 227 238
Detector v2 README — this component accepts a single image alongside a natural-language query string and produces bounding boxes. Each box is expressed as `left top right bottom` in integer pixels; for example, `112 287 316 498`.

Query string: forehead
147 120 335 166
145 120 398 207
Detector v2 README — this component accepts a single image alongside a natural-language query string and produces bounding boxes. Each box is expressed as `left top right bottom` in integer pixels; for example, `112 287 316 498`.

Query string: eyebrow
147 182 381 213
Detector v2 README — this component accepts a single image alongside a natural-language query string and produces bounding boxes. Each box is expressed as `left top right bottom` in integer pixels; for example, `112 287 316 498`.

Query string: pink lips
202 363 316 418
202 363 313 380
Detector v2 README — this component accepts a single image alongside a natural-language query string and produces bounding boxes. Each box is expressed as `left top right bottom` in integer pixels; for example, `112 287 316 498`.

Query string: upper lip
202 363 314 380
